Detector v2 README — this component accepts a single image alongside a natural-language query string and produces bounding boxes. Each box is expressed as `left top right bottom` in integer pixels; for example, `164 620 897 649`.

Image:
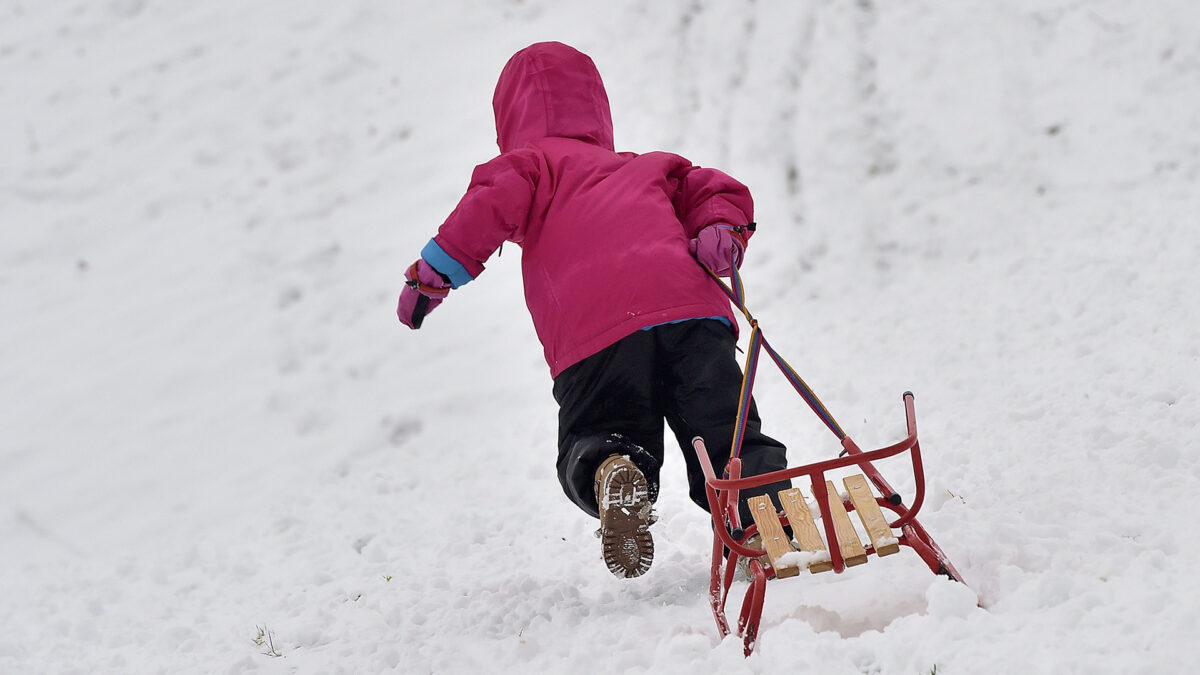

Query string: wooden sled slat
777 488 834 573
823 480 868 567
843 474 900 556
747 495 801 578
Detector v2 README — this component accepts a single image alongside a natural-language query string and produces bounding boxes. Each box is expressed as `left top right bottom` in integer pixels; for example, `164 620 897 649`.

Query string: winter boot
594 454 654 578
736 533 771 580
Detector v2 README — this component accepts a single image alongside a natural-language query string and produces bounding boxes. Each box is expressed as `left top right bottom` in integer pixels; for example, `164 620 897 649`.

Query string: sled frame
693 262 968 656
692 394 966 655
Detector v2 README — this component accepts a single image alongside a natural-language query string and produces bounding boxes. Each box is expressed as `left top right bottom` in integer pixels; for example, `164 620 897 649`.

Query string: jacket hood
493 42 614 154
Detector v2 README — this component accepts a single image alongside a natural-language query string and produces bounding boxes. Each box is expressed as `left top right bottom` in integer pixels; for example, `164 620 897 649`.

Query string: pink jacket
421 42 755 377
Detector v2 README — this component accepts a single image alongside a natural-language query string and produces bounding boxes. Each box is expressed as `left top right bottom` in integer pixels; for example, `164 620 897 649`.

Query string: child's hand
689 224 746 276
397 259 451 329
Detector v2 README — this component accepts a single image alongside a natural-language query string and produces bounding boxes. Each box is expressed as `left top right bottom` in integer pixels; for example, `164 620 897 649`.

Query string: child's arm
669 165 755 240
422 149 541 288
397 150 540 329
670 164 755 276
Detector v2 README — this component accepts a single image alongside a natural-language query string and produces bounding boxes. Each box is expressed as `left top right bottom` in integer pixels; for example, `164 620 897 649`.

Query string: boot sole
599 460 654 578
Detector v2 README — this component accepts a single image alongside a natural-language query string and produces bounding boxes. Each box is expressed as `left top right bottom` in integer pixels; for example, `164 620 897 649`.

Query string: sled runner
693 264 968 656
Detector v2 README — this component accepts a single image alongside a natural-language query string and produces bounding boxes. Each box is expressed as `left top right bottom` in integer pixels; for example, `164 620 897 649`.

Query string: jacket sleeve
669 164 755 241
419 149 541 288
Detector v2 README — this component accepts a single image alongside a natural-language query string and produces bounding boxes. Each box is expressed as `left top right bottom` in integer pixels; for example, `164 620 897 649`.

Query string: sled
693 263 968 656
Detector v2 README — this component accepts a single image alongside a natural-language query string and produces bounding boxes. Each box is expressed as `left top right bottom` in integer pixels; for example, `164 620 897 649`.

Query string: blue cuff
420 239 474 289
641 316 733 331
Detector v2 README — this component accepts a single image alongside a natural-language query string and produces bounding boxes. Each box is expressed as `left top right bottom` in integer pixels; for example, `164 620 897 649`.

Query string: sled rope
704 259 846 472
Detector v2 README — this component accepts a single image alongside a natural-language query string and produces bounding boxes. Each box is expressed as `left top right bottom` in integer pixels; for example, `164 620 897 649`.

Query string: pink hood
493 42 615 153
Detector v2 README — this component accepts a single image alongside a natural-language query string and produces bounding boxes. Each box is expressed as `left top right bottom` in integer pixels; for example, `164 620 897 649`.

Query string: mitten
689 224 747 276
397 259 451 329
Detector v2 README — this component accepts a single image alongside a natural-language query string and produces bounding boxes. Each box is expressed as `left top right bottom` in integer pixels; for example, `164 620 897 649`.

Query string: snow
777 549 831 571
2 0 1198 672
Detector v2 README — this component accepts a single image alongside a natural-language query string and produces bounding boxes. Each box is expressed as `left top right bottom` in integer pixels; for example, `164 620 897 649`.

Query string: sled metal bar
708 529 732 638
695 443 760 560
838 393 926 529
703 395 919 491
706 458 741 628
739 561 767 656
810 478 846 573
901 518 968 584
873 498 959 580
706 437 916 491
709 396 919 488
901 524 946 577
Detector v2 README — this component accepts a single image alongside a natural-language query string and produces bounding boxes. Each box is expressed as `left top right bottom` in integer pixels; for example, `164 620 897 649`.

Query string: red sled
692 265 969 656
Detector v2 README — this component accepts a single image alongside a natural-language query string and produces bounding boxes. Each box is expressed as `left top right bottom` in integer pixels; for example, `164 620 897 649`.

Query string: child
398 42 790 578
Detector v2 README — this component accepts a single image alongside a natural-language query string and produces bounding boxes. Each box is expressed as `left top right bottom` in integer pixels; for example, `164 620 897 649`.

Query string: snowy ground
2 1 1198 672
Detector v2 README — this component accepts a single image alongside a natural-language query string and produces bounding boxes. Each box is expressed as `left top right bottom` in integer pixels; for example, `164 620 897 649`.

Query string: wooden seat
744 473 897 577
843 475 900 556
747 495 801 578
823 479 868 566
778 488 833 573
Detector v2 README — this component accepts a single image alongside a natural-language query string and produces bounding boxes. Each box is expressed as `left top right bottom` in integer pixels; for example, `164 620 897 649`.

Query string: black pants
552 319 790 525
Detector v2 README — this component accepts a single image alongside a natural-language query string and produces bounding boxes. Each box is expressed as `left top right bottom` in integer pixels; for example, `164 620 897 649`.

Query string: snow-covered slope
2 1 1197 672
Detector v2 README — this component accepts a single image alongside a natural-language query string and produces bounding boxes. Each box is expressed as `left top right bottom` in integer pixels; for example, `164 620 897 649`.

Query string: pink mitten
689 224 747 276
397 259 450 329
